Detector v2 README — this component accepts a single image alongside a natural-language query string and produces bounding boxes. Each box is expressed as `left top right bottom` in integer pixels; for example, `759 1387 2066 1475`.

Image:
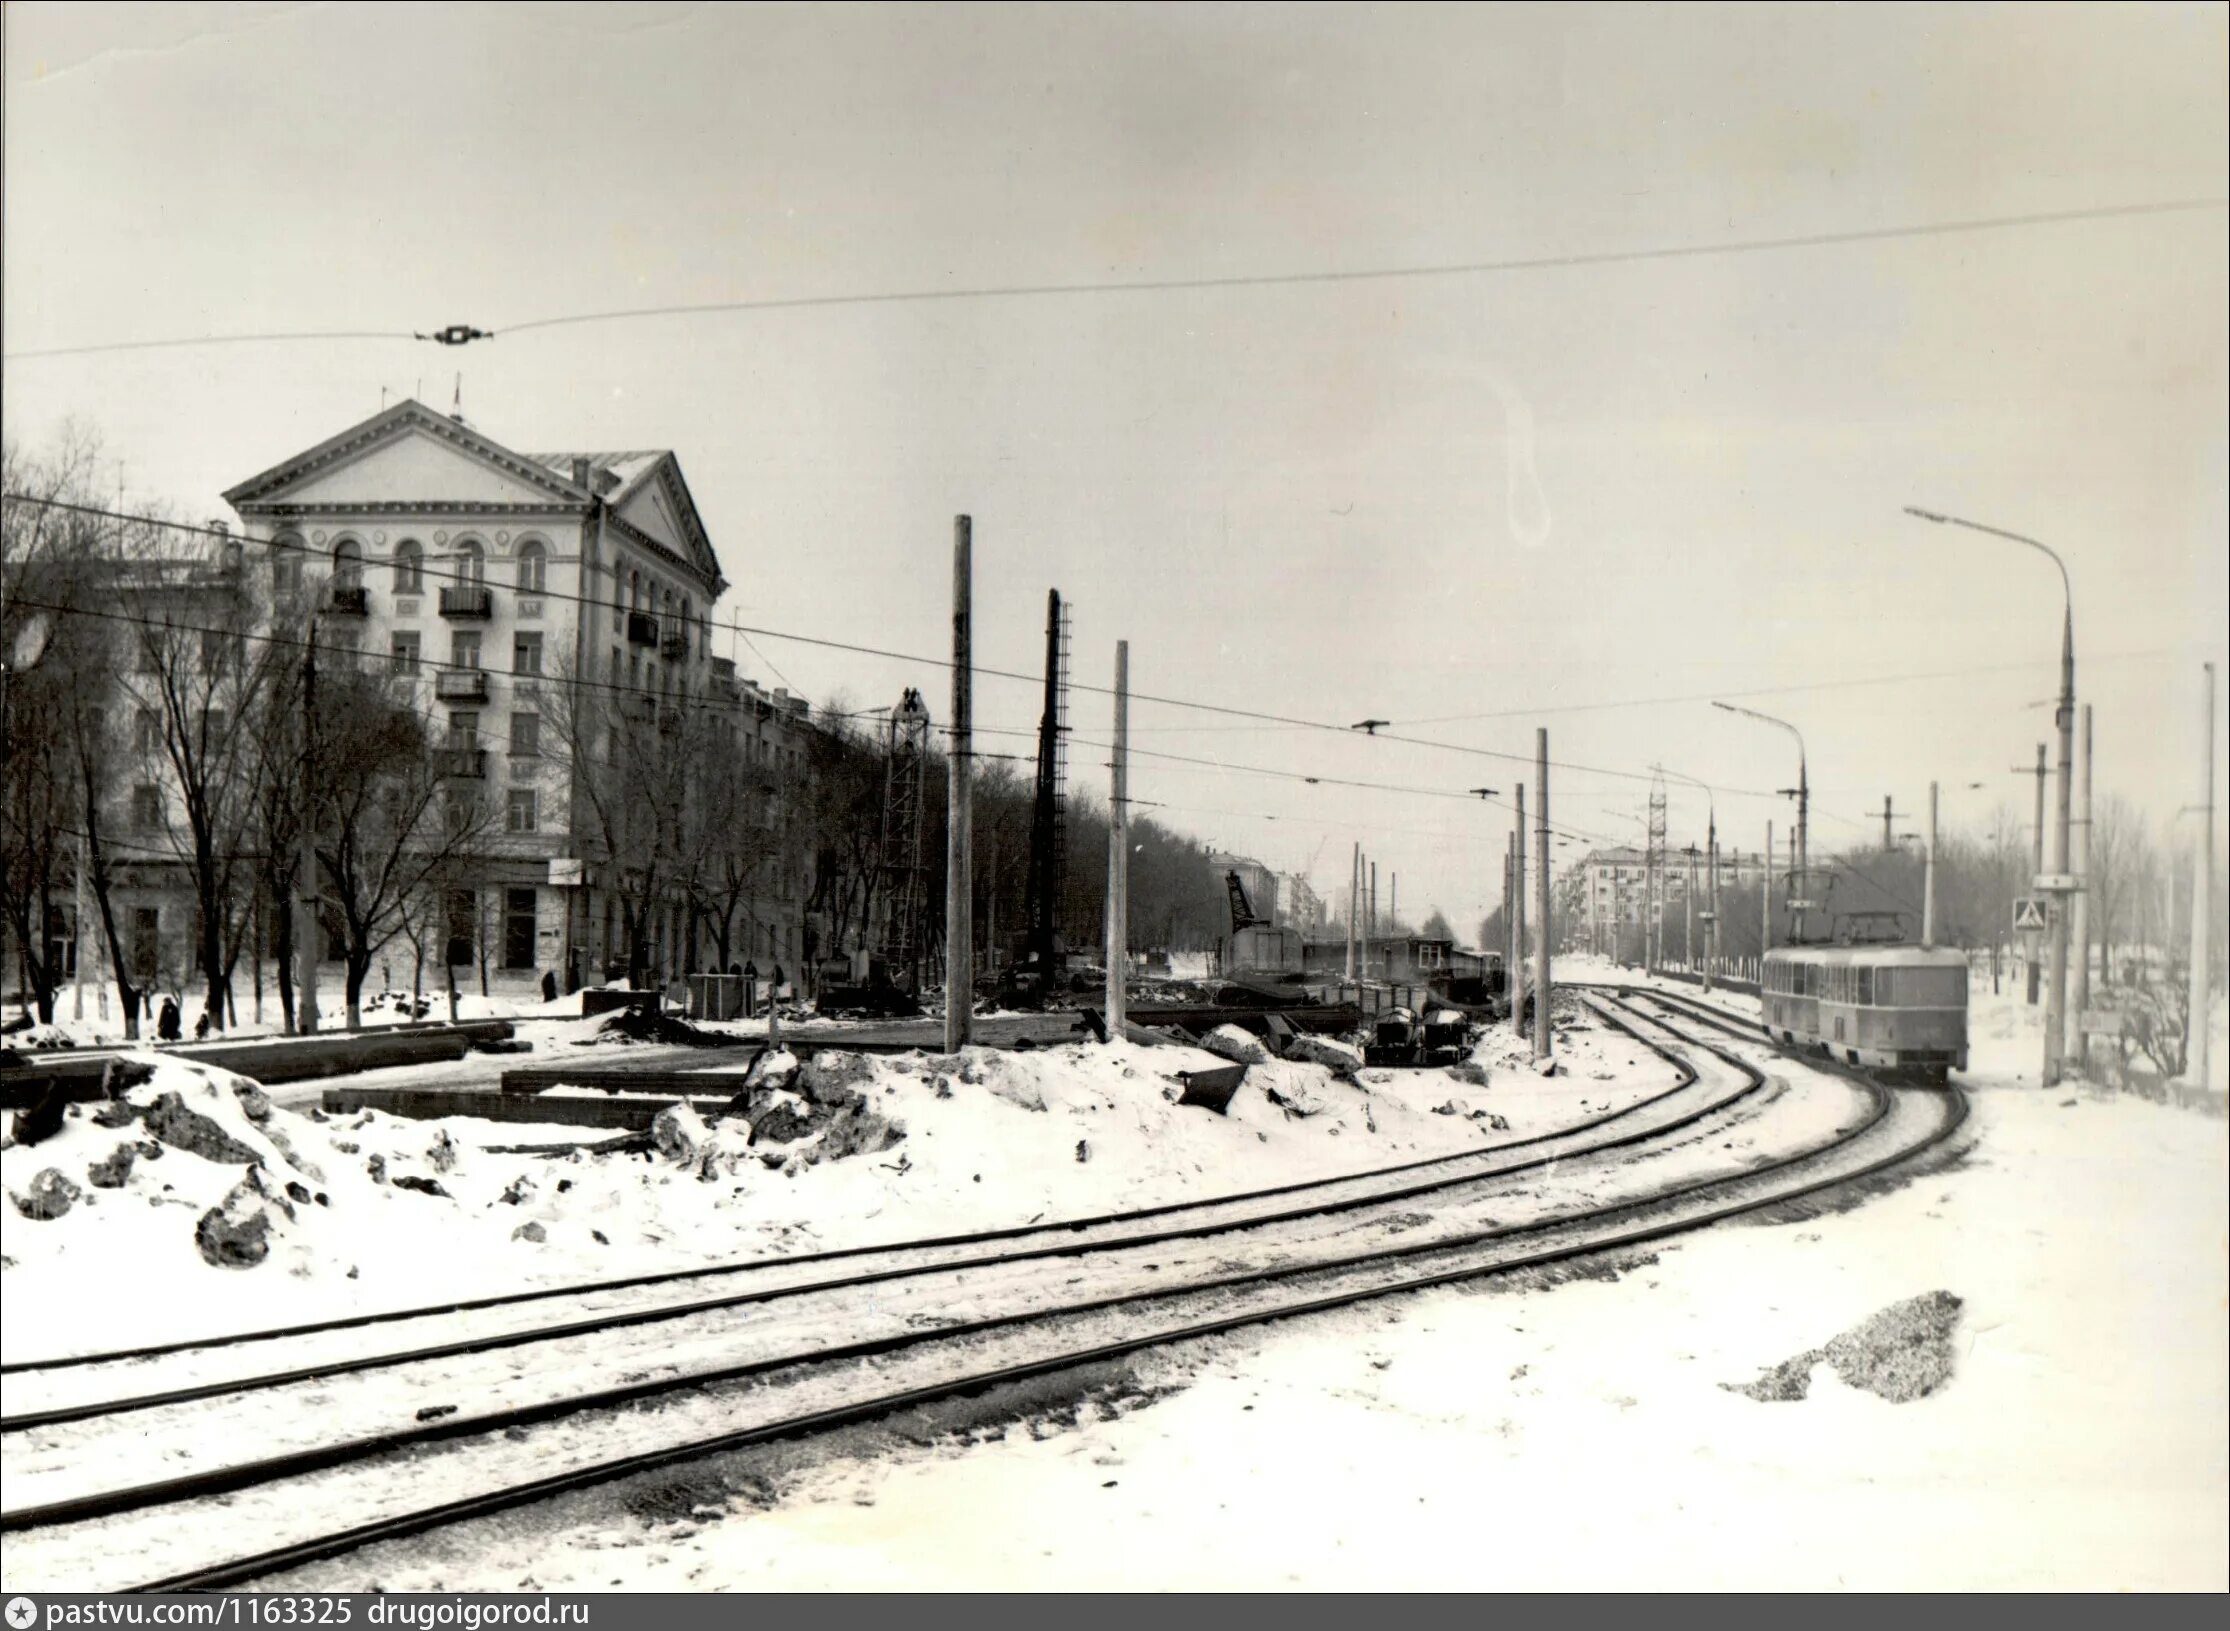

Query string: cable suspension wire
11 198 2220 362
0 493 1769 796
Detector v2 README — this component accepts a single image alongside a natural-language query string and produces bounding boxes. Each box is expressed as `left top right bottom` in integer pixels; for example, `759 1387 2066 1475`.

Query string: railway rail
2 992 1963 1594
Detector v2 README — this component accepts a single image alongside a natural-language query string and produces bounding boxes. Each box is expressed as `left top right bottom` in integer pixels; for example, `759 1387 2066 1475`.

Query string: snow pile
2 1018 1669 1361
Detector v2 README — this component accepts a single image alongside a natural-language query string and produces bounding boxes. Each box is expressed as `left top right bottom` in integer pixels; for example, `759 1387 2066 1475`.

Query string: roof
1763 944 1969 966
522 451 668 504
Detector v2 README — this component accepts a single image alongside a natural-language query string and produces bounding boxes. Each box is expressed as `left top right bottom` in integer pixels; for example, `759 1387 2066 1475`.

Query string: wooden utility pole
1533 728 1551 1058
1512 784 1527 1036
2186 662 2215 1092
1105 640 1129 1035
944 516 974 1052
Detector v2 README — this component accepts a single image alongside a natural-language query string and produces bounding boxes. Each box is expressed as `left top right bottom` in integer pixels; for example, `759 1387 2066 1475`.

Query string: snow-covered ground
267 961 2220 1592
1 1014 1659 1362
8 969 2220 1589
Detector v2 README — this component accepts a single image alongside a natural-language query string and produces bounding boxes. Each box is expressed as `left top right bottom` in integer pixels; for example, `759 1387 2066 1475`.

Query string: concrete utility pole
1763 820 1774 959
2045 592 2077 1087
1355 865 1373 981
1683 845 1696 972
1923 781 1939 950
1503 841 1514 1014
1906 508 2076 1086
1346 842 1359 982
1705 826 1719 991
2186 662 2215 1093
944 516 974 1053
1533 728 1551 1059
1513 785 1527 1036
2068 704 2093 1061
1391 873 1398 937
72 831 89 1021
1104 640 1129 1035
2022 744 2046 1004
296 617 321 1035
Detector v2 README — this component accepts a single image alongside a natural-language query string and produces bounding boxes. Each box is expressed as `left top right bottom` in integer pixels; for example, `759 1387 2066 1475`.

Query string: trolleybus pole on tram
1904 506 2077 1088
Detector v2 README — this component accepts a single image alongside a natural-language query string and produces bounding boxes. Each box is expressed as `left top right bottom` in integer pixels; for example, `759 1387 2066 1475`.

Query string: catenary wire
13 197 2219 361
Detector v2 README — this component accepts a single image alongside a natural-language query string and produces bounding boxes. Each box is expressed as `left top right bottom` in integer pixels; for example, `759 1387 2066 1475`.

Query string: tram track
2 1013 1740 1432
1 992 1961 1593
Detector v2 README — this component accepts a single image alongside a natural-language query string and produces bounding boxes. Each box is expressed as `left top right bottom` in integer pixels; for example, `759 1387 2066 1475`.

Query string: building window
513 632 542 675
444 890 477 967
448 711 479 750
503 888 538 969
273 537 304 598
393 538 424 594
451 631 482 670
131 783 161 828
135 709 161 755
391 631 421 675
610 646 622 680
454 539 485 584
506 788 539 833
329 631 360 672
332 537 363 589
516 541 547 593
509 713 540 758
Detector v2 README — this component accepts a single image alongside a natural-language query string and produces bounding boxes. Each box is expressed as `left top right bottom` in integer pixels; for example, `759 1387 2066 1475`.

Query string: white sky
6 2 2226 936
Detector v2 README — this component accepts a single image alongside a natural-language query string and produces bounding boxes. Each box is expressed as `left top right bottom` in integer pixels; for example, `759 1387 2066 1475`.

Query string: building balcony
626 611 660 648
660 629 688 660
439 585 494 620
433 666 489 703
436 747 487 779
325 584 370 617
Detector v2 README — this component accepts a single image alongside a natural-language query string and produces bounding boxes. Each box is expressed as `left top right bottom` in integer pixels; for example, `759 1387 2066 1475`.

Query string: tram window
1858 968 1874 1005
1875 970 1893 1006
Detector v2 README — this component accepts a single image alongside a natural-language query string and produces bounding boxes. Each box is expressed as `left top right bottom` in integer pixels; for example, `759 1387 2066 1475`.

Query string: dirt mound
1725 1290 1964 1403
596 1005 748 1048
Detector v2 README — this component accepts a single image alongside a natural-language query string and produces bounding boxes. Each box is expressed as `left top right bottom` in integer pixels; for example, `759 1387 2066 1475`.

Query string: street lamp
1906 506 2076 1087
1712 701 1810 942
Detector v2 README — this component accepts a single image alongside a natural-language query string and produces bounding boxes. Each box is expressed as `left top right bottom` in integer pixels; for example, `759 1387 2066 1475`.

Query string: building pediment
612 456 725 592
224 401 591 517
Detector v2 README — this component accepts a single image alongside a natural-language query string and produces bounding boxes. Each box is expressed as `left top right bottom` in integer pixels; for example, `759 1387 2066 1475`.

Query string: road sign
2080 1009 2124 1036
2032 873 2082 892
2012 896 2049 932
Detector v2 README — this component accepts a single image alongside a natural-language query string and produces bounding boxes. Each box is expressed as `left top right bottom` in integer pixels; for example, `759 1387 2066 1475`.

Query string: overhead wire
10 197 2222 363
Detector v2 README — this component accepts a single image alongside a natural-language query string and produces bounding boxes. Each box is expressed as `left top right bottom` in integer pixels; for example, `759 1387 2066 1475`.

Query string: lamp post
1713 702 1809 942
1906 507 2076 1087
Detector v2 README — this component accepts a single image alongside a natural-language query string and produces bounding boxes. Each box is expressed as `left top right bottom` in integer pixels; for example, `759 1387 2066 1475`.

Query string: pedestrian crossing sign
2012 896 2048 932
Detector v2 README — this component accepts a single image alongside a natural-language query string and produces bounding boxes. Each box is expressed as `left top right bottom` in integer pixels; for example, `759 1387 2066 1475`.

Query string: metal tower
1023 590 1071 978
877 688 933 992
1644 772 1668 972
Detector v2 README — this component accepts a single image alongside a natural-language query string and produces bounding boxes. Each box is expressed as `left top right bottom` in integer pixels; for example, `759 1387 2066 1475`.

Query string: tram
1759 911 1968 1082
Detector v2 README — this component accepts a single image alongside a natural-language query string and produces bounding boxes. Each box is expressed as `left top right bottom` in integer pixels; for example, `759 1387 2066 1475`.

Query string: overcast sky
6 2 2226 936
